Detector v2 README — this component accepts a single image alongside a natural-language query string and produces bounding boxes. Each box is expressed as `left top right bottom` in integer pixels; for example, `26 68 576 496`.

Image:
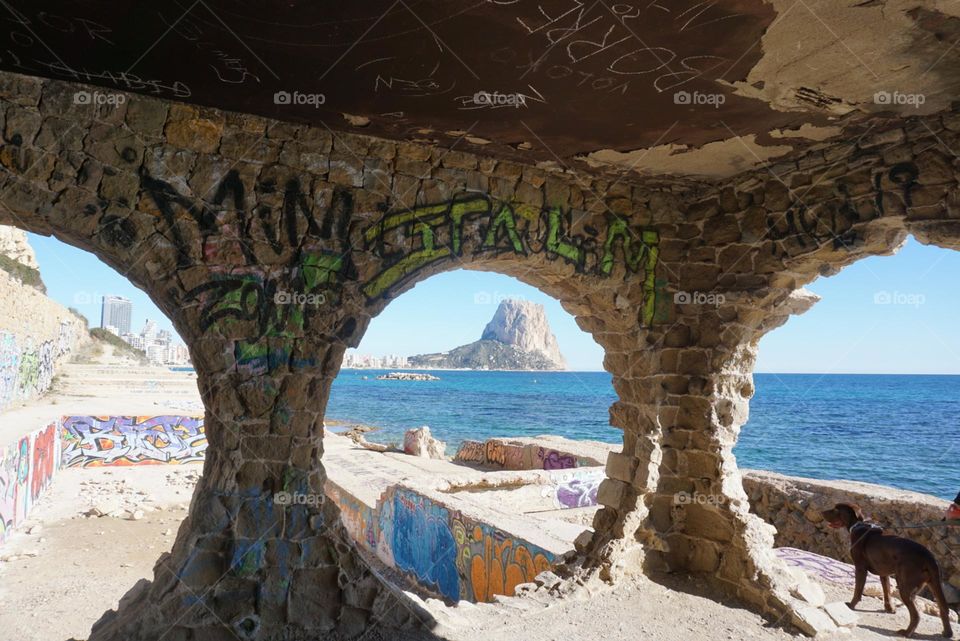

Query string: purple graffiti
60 415 206 467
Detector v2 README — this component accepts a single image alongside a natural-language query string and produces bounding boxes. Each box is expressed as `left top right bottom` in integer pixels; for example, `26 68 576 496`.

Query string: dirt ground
0 466 956 641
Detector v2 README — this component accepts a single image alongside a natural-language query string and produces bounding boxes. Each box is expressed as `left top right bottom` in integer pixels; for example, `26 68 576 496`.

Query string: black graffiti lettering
282 178 322 248
141 171 215 267
320 187 352 243
889 161 919 207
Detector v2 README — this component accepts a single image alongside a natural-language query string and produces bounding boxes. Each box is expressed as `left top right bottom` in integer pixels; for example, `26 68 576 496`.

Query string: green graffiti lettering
360 194 662 326
363 222 451 299
482 204 524 254
545 207 584 266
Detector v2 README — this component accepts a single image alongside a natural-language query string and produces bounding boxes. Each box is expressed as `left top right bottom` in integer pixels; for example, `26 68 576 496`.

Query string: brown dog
821 503 953 638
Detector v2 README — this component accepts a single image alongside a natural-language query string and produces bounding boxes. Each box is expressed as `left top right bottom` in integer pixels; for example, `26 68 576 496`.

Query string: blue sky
27 232 960 373
29 233 180 340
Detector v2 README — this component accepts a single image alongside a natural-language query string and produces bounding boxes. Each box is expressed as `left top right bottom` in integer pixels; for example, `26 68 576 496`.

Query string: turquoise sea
327 370 960 500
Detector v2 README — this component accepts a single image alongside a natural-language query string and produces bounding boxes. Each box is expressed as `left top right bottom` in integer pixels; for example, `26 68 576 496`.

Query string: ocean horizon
326 369 960 501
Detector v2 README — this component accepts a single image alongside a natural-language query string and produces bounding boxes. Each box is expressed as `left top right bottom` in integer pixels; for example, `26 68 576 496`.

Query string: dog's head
820 503 864 529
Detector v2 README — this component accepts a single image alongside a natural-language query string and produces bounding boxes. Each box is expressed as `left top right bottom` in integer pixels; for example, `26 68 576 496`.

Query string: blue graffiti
388 489 459 601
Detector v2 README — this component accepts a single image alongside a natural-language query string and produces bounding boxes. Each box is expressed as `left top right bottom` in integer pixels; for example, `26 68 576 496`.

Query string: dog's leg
897 584 920 638
927 577 954 638
849 565 867 609
881 575 896 613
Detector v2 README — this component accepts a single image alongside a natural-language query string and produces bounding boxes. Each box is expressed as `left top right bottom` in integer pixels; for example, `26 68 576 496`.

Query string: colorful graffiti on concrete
543 469 604 509
326 483 377 554
0 423 60 544
60 415 206 467
451 514 554 602
29 422 57 502
387 487 461 602
775 546 879 589
537 447 577 470
362 195 660 325
454 438 595 471
0 325 74 412
375 485 555 603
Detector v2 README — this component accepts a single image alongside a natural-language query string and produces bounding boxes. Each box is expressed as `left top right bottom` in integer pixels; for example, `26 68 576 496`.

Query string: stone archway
0 71 669 639
2 66 959 638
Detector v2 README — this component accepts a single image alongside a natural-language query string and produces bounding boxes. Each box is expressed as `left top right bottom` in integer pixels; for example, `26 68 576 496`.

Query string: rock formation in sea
408 299 567 370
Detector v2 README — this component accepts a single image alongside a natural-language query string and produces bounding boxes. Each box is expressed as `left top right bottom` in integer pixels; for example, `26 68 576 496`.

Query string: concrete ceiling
2 1 960 179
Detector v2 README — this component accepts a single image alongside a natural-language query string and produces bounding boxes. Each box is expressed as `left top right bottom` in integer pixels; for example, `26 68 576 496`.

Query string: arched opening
0 228 200 639
319 268 625 605
735 235 960 637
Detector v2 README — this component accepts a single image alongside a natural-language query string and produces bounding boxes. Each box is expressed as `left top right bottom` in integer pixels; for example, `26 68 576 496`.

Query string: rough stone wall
742 470 960 596
0 67 959 638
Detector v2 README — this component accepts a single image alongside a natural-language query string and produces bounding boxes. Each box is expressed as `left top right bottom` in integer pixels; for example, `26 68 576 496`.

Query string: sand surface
0 465 956 641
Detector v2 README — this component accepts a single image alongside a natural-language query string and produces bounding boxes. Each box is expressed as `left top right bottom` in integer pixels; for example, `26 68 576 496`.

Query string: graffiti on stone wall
451 513 554 602
142 169 361 371
0 326 74 412
767 162 920 257
362 194 660 324
60 415 206 467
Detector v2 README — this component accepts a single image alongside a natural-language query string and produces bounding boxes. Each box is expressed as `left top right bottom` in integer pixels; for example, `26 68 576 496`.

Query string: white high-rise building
100 295 132 335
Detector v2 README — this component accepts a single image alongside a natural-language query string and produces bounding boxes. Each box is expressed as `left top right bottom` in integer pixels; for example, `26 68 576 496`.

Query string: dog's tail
925 561 954 632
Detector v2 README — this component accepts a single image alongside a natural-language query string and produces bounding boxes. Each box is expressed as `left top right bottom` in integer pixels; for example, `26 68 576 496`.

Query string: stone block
789 571 826 608
605 452 637 483
792 604 838 636
823 601 858 627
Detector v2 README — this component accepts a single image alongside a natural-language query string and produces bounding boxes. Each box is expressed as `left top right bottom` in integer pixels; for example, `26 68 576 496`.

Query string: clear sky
28 232 181 339
26 232 960 373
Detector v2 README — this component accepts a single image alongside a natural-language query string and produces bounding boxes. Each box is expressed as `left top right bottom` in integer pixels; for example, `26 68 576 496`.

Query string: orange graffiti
457 518 552 602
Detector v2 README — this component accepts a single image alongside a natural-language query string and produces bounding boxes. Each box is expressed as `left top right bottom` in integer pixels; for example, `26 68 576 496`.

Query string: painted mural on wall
0 422 59 544
541 469 604 509
452 513 554 603
60 415 206 467
0 322 76 412
388 487 461 602
376 485 555 603
454 438 596 471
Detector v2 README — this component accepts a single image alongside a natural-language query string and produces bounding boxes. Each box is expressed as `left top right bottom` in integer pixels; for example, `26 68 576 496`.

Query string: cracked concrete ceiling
2 0 959 179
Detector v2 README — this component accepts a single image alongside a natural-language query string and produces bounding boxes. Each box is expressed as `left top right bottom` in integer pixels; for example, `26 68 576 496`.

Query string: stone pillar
89 335 422 640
